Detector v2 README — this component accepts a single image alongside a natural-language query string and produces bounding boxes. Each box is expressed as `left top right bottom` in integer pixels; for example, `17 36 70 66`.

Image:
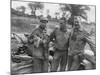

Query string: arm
85 37 96 56
49 30 56 42
30 28 43 40
30 29 40 37
80 31 96 56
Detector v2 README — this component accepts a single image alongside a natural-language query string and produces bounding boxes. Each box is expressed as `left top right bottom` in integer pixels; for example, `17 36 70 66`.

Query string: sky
12 0 96 22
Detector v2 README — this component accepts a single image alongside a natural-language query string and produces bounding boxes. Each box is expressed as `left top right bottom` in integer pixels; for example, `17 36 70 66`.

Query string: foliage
16 6 26 14
28 2 44 16
60 4 90 25
55 12 59 19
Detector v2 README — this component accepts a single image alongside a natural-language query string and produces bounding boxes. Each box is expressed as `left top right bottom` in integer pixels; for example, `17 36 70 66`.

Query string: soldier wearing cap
27 18 48 73
67 18 96 70
49 19 69 72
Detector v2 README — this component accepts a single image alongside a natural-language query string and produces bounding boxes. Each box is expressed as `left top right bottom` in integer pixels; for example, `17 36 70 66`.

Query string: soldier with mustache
68 17 96 71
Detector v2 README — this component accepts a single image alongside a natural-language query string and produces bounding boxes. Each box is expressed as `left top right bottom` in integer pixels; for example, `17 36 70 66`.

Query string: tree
60 4 90 25
47 15 51 20
11 8 17 15
46 9 51 20
16 6 26 14
28 2 44 17
55 12 59 20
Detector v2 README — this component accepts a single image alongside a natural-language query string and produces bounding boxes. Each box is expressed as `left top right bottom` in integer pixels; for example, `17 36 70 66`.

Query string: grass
11 16 59 34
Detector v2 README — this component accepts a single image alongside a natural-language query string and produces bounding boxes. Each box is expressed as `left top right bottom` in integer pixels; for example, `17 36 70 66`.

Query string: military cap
40 17 48 23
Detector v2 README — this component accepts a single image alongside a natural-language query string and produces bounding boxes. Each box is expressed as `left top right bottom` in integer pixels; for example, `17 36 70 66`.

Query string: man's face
40 22 46 29
60 23 67 32
73 21 80 32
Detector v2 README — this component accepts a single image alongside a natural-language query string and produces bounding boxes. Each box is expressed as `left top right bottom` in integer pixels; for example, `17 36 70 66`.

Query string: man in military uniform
68 18 96 71
27 18 48 73
49 19 69 72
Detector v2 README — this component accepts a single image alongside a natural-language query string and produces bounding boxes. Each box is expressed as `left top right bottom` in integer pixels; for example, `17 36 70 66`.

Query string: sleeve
78 31 96 56
31 29 39 36
30 28 43 39
84 35 96 56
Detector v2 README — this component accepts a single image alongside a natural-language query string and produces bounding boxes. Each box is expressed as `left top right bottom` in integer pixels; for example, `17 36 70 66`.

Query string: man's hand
49 55 53 61
68 50 84 56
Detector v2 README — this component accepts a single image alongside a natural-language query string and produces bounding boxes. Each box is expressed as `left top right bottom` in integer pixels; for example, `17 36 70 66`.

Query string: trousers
50 49 68 72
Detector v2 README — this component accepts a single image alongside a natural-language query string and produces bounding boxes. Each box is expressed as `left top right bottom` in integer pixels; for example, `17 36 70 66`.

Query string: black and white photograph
11 0 96 74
